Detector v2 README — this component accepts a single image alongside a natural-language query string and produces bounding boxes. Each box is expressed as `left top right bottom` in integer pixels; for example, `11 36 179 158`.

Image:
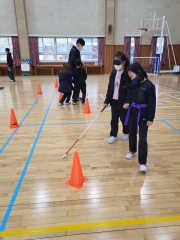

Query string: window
38 38 98 62
156 37 164 54
0 37 13 61
130 37 135 63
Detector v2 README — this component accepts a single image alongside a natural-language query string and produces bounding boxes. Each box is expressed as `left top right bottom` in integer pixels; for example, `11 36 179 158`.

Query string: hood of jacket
59 71 72 81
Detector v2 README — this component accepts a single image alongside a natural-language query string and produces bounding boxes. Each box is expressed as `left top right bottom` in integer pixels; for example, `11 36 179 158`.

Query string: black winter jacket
68 46 81 71
130 79 156 122
104 69 131 108
7 52 13 67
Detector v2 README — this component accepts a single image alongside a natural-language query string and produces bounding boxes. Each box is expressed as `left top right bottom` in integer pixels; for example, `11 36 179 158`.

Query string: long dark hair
114 51 130 68
60 63 70 74
126 62 147 85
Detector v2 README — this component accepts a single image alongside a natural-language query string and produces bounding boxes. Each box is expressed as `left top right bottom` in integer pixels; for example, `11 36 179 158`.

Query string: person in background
58 63 74 105
5 48 16 82
123 62 156 172
72 59 87 105
68 38 85 101
68 38 85 71
104 51 131 144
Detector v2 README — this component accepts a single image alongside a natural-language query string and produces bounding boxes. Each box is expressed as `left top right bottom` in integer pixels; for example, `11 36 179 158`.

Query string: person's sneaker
140 164 147 172
108 136 118 144
121 134 129 140
65 102 71 105
10 80 15 82
125 152 136 159
73 102 77 105
59 103 63 106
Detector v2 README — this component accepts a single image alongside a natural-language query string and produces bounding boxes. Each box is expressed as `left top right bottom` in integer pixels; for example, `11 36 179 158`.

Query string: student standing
5 48 16 82
72 59 87 105
123 62 156 172
68 38 85 71
58 63 74 105
104 52 131 144
68 38 85 100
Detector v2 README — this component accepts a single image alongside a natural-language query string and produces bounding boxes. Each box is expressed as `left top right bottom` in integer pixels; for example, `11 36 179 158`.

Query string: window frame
0 37 13 62
38 37 98 62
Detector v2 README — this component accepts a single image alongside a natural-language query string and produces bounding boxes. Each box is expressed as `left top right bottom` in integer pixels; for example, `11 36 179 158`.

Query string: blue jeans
7 67 15 81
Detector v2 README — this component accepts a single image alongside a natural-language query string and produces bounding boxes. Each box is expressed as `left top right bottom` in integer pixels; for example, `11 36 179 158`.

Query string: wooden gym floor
0 73 180 240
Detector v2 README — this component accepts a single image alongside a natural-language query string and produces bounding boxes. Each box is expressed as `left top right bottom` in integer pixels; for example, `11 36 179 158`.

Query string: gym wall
25 0 105 37
0 0 180 74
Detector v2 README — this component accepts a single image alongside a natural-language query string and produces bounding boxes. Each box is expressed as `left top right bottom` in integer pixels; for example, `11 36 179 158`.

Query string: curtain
150 36 157 65
133 37 140 58
12 37 20 66
29 37 39 66
98 37 105 65
124 37 131 58
161 37 167 65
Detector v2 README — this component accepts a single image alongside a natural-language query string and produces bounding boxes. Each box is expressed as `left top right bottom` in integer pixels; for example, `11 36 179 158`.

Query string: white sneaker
59 103 63 106
125 152 136 159
121 134 129 140
140 165 147 172
108 136 118 144
73 102 77 105
65 102 71 105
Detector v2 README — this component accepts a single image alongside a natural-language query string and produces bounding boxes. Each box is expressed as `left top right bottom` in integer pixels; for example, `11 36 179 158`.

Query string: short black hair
75 59 82 67
126 62 148 85
5 48 10 53
76 38 85 46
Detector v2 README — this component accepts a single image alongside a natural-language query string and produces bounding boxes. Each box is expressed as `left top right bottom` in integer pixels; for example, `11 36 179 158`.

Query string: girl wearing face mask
123 62 156 172
104 52 131 144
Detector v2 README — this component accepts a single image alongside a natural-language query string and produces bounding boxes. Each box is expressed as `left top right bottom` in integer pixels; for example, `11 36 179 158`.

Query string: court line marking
100 94 105 100
163 93 180 100
0 89 56 231
162 120 180 134
0 78 54 154
20 118 180 127
0 215 180 237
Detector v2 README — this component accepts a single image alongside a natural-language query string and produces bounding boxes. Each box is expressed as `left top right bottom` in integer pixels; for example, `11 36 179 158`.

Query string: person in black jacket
72 59 87 104
5 48 16 82
123 62 156 172
68 38 85 71
58 63 74 105
104 52 131 144
68 38 85 101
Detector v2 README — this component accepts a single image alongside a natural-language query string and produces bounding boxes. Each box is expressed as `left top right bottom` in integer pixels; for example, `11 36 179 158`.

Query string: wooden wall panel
139 45 180 70
104 45 114 73
104 44 180 74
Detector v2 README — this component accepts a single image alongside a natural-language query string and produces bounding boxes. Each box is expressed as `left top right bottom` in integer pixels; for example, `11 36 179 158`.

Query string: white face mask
114 64 122 71
78 46 83 51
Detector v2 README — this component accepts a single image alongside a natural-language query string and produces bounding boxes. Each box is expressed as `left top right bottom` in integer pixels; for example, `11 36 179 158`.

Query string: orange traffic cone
9 108 19 129
66 151 88 189
83 98 91 114
55 79 58 88
59 92 63 102
37 84 42 95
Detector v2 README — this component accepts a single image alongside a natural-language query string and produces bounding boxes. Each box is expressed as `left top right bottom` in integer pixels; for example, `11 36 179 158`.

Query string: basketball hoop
138 28 148 32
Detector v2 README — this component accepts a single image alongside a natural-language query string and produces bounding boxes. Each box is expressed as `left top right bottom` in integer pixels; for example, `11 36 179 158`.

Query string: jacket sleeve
104 75 112 105
7 54 11 66
125 85 132 104
71 49 78 69
83 69 87 80
147 84 156 122
72 71 76 84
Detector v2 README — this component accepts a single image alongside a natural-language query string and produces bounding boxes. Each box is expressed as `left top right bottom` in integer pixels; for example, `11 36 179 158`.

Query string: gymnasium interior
0 0 180 239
